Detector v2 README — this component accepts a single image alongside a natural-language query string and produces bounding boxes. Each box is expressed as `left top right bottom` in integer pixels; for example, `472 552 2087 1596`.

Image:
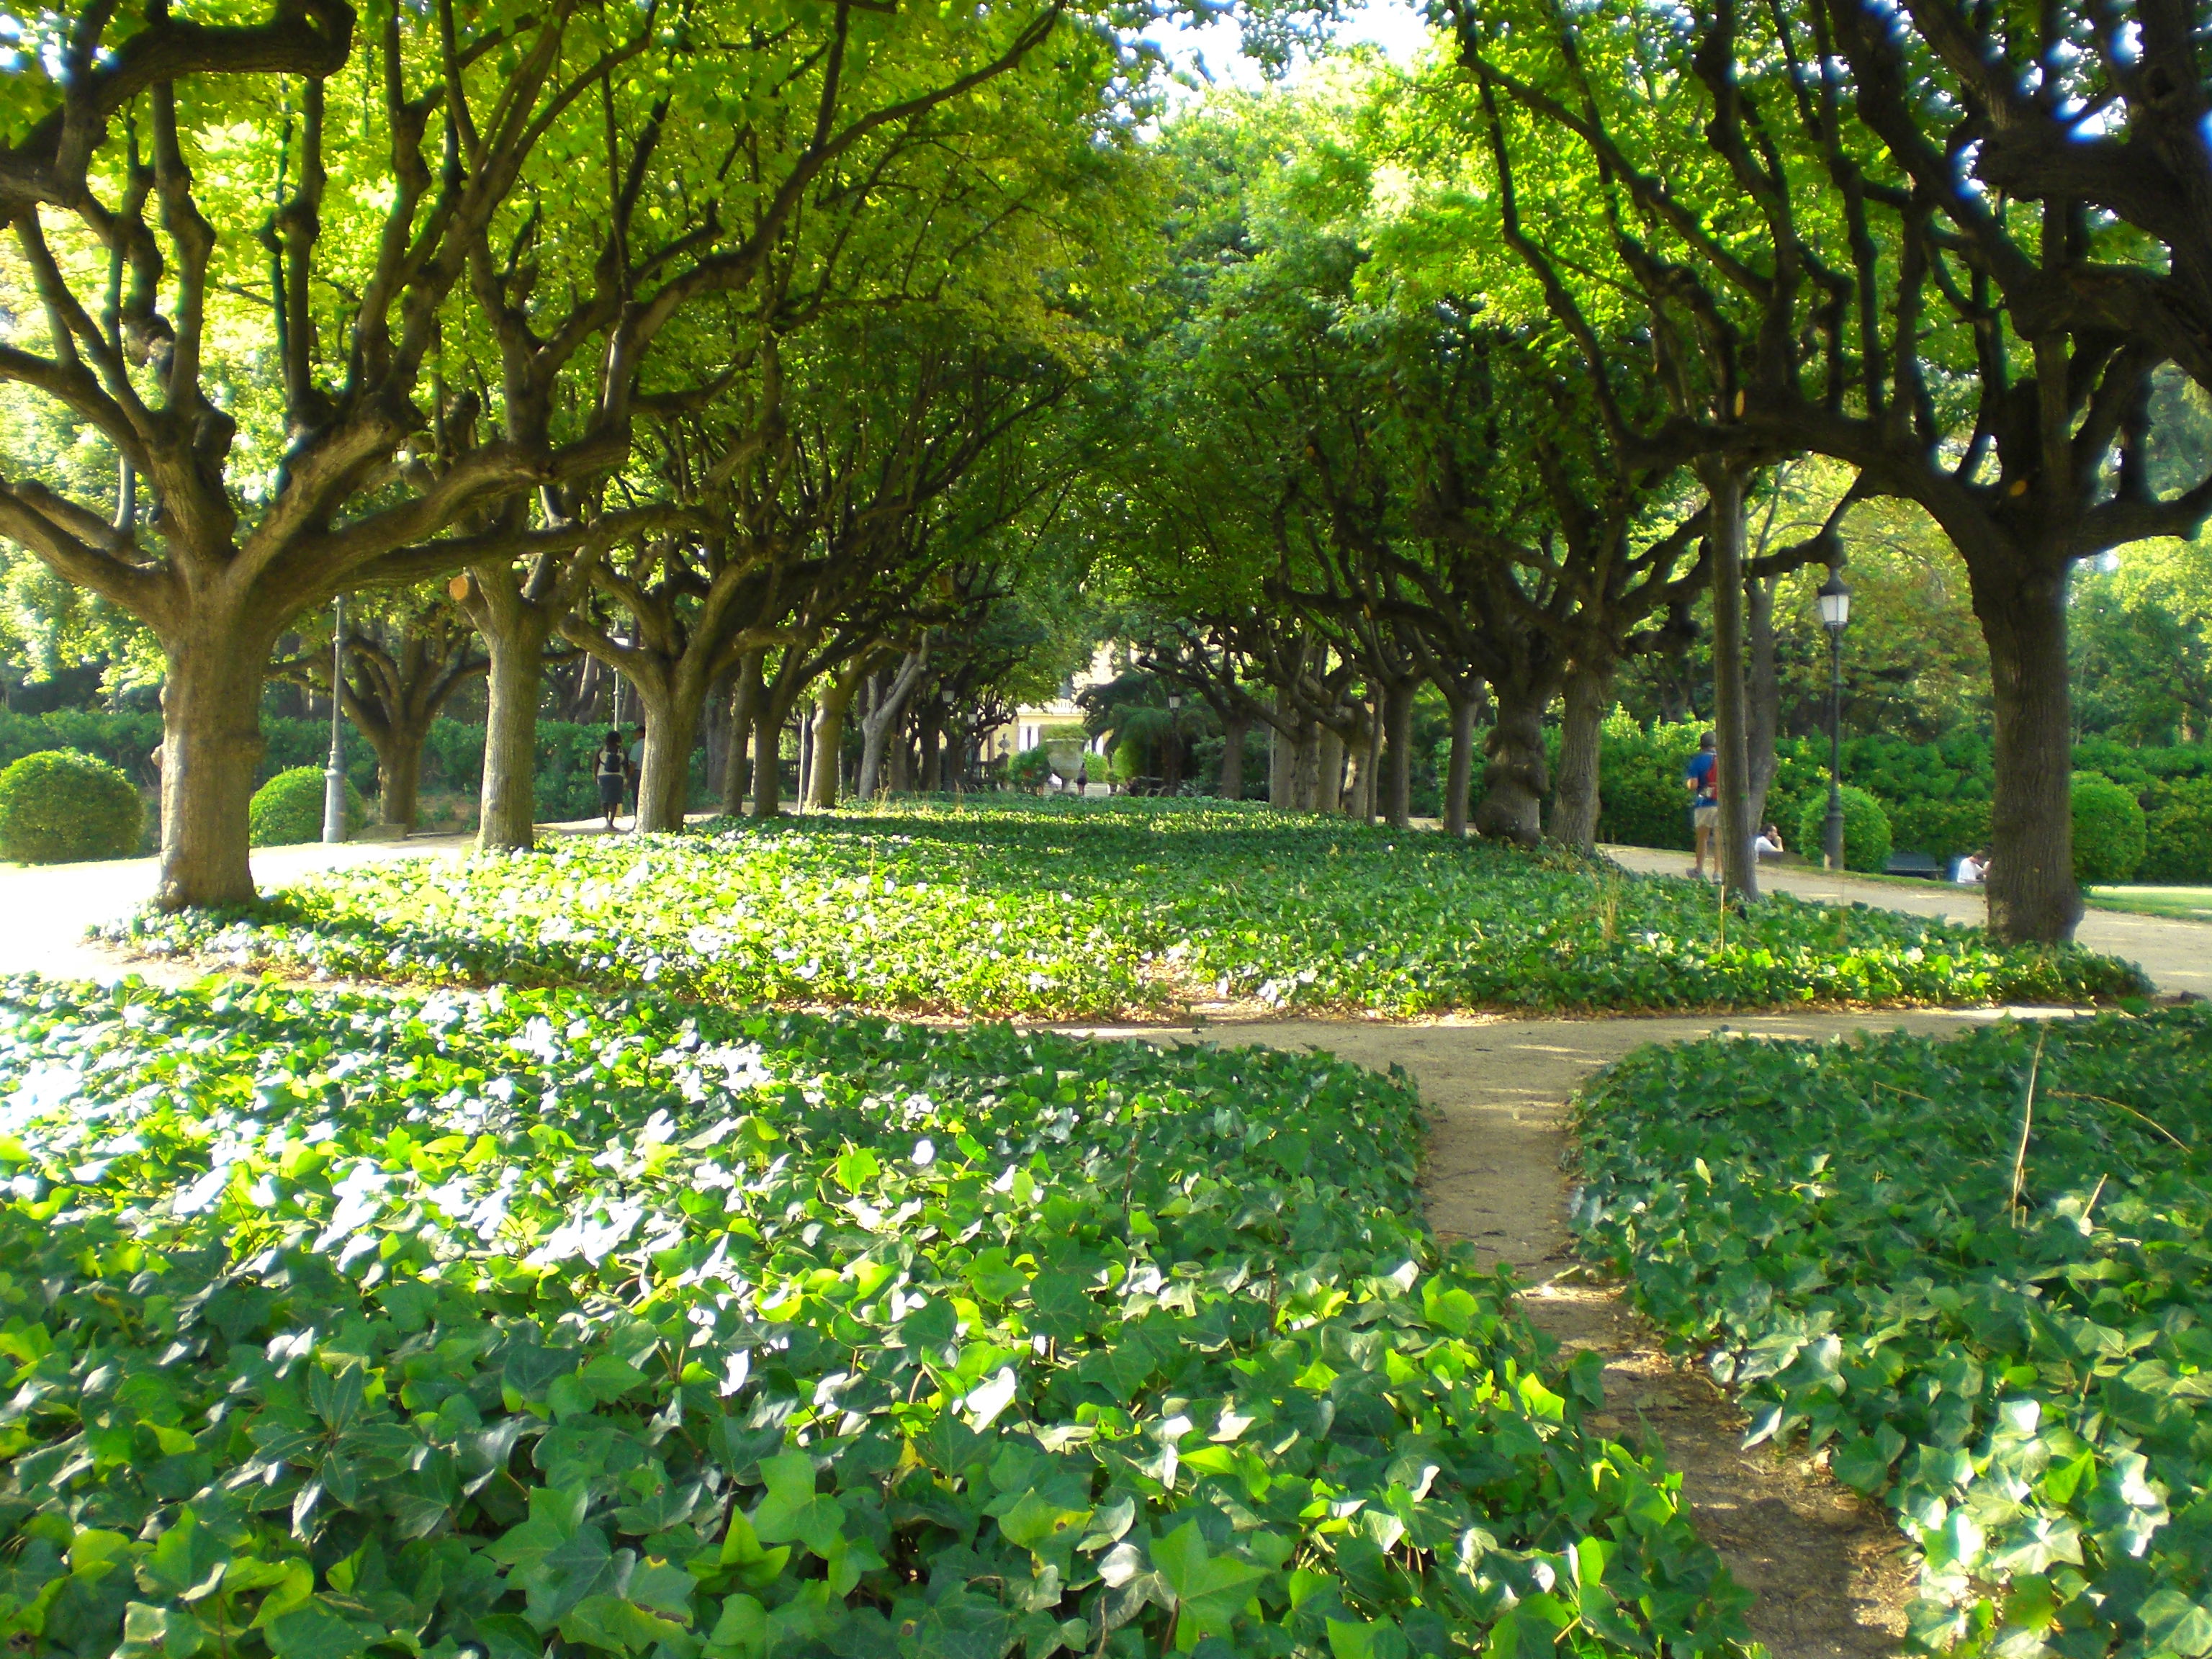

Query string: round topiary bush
0 748 144 864
1795 783 1892 874
1109 736 1145 787
1006 746 1052 788
2072 770 2147 884
250 765 367 847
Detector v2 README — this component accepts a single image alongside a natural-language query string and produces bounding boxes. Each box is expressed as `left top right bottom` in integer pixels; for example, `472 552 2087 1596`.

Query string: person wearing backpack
595 729 628 831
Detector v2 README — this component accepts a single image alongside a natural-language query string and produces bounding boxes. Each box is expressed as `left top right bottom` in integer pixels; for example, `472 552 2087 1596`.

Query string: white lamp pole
1817 569 1852 871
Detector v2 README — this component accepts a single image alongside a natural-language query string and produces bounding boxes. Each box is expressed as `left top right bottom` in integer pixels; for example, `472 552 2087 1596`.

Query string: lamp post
1164 693 1182 793
322 594 349 843
1817 568 1851 871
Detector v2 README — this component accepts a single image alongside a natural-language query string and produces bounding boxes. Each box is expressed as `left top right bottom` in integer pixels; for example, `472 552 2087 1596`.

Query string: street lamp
322 593 349 843
1817 568 1851 871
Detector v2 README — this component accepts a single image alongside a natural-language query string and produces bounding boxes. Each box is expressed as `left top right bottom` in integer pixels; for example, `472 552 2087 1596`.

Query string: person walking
1684 730 1719 878
595 729 627 831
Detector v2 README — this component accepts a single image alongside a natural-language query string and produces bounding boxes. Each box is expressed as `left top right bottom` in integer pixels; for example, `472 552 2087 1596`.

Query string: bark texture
1701 462 1758 901
857 647 927 800
720 655 759 817
1218 716 1249 800
1381 682 1413 830
1442 694 1477 839
1978 564 2082 943
806 673 865 809
1475 685 1547 845
476 617 553 853
1552 663 1614 854
156 613 274 909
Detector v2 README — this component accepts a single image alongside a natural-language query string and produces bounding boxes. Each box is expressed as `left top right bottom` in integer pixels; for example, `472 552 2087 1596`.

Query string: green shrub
1005 745 1052 787
1884 793 1991 865
2072 769 2147 883
0 709 163 778
248 764 367 846
1794 783 1892 873
1108 734 1144 785
0 749 143 863
2139 775 2212 883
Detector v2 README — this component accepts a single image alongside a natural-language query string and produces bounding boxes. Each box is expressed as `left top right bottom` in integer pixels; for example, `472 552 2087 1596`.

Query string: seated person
1952 850 1989 884
1753 823 1785 858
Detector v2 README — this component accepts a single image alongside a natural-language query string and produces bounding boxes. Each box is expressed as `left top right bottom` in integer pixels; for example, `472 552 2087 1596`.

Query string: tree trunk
1269 709 1292 806
1475 681 1547 845
918 711 943 791
630 685 695 834
1219 715 1249 799
155 612 272 909
1316 723 1346 815
1552 662 1614 854
1701 459 1759 901
1977 560 2082 943
858 647 927 799
1381 681 1413 830
751 701 785 819
1339 723 1365 820
1363 698 1385 824
701 669 732 804
1290 727 1321 811
477 613 553 852
1745 573 1781 832
721 654 759 817
370 719 428 833
1442 692 1476 838
795 703 814 809
807 675 863 809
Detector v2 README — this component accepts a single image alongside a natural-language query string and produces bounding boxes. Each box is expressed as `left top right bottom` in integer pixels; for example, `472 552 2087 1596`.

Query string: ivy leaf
1150 1523 1267 1642
750 1452 845 1555
263 1601 368 1659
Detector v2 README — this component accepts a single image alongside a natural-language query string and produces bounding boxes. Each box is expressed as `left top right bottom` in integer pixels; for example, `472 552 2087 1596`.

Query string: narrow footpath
1076 1007 2046 1659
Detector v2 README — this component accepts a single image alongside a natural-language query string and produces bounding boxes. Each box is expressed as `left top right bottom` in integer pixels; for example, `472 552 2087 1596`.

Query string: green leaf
2138 1591 2212 1659
750 1452 845 1556
264 1601 368 1659
1150 1523 1267 1642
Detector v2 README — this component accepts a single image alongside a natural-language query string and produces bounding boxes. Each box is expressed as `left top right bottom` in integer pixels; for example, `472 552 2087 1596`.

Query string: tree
273 590 485 830
1442 0 2212 939
0 0 1110 903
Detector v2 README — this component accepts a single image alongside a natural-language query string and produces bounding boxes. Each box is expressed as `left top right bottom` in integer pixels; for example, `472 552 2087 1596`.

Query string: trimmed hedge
2141 776 2212 883
0 749 143 863
249 765 369 846
1794 783 1893 873
2072 770 2148 883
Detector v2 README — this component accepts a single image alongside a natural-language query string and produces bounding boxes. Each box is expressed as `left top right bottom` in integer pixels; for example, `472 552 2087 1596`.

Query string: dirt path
1071 1007 2051 1658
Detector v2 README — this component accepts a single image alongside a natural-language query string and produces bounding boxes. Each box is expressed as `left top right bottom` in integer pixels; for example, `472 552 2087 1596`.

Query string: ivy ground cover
1571 1011 2212 1658
113 801 2141 1016
0 974 1757 1659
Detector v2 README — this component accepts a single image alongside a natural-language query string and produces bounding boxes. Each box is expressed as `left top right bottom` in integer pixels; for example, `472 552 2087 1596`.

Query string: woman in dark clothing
595 729 628 830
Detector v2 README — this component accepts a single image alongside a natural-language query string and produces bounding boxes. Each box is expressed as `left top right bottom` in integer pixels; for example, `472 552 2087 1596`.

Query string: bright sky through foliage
1151 0 1438 88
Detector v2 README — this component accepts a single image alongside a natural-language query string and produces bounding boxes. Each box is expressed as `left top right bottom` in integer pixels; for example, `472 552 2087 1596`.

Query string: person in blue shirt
1684 731 1719 878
